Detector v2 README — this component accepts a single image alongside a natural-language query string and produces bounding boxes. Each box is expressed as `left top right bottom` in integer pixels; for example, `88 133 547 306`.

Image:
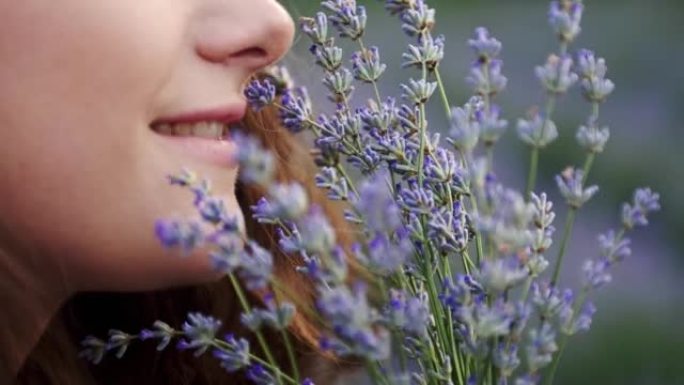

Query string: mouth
150 121 235 140
148 104 246 167
149 104 247 140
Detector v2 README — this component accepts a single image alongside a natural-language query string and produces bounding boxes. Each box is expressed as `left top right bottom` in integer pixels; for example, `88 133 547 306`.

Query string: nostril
232 47 267 59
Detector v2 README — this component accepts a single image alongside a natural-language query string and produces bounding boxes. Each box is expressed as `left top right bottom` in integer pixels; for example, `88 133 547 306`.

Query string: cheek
0 1 183 127
0 1 241 291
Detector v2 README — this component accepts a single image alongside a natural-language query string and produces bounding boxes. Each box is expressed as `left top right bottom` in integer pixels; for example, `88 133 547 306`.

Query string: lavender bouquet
81 1 661 384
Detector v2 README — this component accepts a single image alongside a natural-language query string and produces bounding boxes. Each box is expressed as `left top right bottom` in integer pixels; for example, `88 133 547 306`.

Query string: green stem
525 148 539 200
211 340 298 385
485 144 495 173
434 68 452 118
581 152 595 184
550 208 576 287
228 274 283 385
335 163 360 198
524 81 557 201
543 290 588 385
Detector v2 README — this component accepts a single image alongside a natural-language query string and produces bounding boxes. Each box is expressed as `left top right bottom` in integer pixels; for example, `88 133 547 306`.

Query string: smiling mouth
150 121 236 140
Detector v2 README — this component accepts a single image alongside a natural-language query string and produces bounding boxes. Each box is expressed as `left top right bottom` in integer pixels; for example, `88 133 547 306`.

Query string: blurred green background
281 1 684 384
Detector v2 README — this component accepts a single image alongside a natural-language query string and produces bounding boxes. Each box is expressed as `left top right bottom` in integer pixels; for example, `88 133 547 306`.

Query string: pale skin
0 0 294 376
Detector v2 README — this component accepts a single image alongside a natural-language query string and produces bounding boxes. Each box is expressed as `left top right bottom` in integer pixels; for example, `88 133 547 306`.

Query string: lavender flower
516 110 558 148
213 334 250 372
105 330 134 359
402 33 445 71
351 46 386 83
526 323 558 372
280 87 313 133
401 78 437 105
300 12 329 45
493 343 520 377
555 167 599 209
166 167 198 187
79 336 107 364
266 182 309 221
396 178 436 214
353 231 412 275
621 187 661 229
535 54 578 94
466 59 508 96
447 97 482 154
559 301 596 335
358 97 399 134
322 67 354 102
195 196 228 225
318 283 390 360
582 258 612 289
231 131 275 187
310 43 343 72
354 169 403 233
531 281 569 319
399 0 435 37
479 104 509 146
139 320 176 351
598 230 631 262
530 192 556 254
154 219 204 256
238 240 274 290
322 0 367 40
576 117 610 153
207 231 243 273
576 49 615 102
548 0 584 43
244 79 276 112
315 166 350 201
475 185 535 252
241 294 296 331
460 298 516 340
177 313 222 356
427 203 469 254
468 27 502 62
475 256 529 293
386 290 430 338
296 205 336 255
246 364 277 385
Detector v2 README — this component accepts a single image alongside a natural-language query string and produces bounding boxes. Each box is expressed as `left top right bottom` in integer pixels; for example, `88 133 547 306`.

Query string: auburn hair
13 95 361 384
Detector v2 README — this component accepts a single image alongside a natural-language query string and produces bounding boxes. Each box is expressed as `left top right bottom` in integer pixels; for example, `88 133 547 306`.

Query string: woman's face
0 1 294 291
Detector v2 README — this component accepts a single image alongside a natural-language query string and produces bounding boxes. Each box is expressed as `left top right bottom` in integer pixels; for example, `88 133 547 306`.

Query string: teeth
151 121 230 139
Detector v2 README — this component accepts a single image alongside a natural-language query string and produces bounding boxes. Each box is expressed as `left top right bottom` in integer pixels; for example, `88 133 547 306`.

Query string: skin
0 0 294 375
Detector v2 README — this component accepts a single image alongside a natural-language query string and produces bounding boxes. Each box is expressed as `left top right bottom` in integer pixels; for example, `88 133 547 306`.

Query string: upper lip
150 102 247 127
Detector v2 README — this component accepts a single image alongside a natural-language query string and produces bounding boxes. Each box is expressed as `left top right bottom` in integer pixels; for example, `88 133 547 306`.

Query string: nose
193 0 295 71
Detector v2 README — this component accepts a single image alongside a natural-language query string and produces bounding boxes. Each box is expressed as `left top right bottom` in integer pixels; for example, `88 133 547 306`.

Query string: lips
150 103 247 127
149 102 247 168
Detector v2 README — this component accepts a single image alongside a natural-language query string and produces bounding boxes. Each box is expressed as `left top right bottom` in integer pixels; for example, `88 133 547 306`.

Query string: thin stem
280 329 300 383
228 274 283 385
211 340 299 385
269 289 301 383
550 208 576 287
525 148 539 201
459 154 486 263
335 163 359 198
581 152 595 184
485 144 495 172
543 290 588 385
434 68 452 118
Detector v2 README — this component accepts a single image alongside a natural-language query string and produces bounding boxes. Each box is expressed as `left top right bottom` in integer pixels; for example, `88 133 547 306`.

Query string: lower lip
150 131 238 168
